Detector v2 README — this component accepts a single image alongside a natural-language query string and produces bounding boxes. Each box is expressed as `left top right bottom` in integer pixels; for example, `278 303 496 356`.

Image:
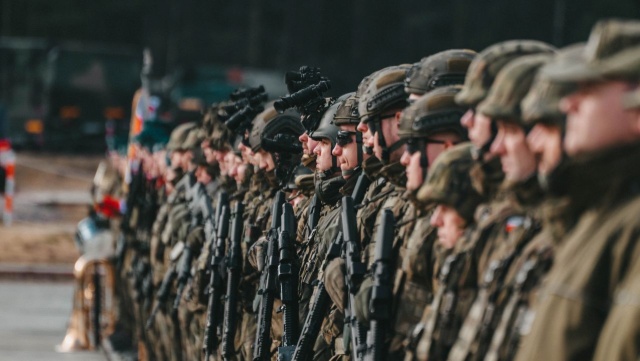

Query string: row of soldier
94 18 640 361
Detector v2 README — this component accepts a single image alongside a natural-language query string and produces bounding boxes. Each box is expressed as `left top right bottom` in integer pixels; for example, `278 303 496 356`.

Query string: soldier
353 65 421 359
147 121 197 361
515 19 640 361
483 45 583 361
295 98 346 361
589 46 640 361
393 85 469 358
456 41 554 205
446 53 556 361
407 40 554 361
404 49 477 101
247 104 304 360
417 143 484 249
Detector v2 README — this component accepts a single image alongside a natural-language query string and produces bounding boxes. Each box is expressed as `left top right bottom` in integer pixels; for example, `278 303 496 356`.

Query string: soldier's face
401 133 460 191
430 204 466 249
401 151 422 191
232 162 247 185
153 150 167 177
218 151 233 176
195 165 212 184
202 140 217 164
332 125 359 179
314 139 334 172
257 149 275 171
461 109 493 152
373 112 403 162
170 150 183 169
526 123 563 175
491 121 536 182
238 142 254 164
357 121 375 154
560 81 640 156
182 150 194 171
299 131 319 156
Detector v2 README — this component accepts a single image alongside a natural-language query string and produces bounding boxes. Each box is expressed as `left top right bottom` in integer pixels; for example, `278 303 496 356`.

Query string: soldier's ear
395 111 403 123
632 109 640 136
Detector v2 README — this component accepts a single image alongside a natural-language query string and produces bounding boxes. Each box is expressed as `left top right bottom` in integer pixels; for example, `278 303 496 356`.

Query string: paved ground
0 280 105 361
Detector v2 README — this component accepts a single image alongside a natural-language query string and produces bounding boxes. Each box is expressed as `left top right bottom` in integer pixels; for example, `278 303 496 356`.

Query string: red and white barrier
0 140 15 226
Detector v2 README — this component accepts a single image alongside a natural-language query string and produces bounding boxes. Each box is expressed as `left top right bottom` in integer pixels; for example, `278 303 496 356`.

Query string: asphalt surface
0 280 105 361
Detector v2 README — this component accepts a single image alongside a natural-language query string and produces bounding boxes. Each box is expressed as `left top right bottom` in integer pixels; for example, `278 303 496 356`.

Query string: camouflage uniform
238 169 273 360
352 67 421 358
405 40 554 361
392 84 471 357
444 54 557 361
515 20 640 361
483 45 582 361
148 122 197 361
246 105 304 360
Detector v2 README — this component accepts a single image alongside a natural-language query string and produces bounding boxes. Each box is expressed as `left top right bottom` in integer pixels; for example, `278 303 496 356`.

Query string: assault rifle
364 209 395 361
172 183 208 310
277 202 299 361
253 191 286 361
306 194 321 241
291 232 343 361
202 201 231 359
146 263 177 330
341 196 367 361
221 202 245 360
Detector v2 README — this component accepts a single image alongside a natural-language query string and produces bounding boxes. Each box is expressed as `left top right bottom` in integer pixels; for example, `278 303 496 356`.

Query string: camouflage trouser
312 333 333 361
154 302 183 361
152 310 174 361
179 303 208 361
240 312 257 360
115 261 136 345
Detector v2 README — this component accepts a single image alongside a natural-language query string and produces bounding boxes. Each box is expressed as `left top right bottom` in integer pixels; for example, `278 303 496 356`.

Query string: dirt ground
0 152 104 265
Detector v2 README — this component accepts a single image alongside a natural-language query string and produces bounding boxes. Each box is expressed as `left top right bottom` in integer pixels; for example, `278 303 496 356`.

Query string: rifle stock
365 209 395 361
277 202 299 361
221 202 245 360
341 196 367 361
292 232 344 361
253 191 286 361
203 203 231 358
146 263 177 331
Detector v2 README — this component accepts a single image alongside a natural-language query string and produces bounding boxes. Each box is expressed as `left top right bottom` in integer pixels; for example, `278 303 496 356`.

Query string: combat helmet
249 103 304 187
417 143 484 223
399 85 468 140
358 67 410 163
333 92 359 126
455 40 556 108
167 122 196 152
477 53 556 126
333 92 365 174
182 124 205 150
542 19 640 83
398 85 468 169
249 103 303 154
405 49 477 96
356 64 411 98
522 44 584 127
309 96 344 175
358 67 409 124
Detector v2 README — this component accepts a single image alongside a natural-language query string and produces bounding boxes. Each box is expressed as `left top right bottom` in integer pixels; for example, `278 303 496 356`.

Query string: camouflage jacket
516 143 640 361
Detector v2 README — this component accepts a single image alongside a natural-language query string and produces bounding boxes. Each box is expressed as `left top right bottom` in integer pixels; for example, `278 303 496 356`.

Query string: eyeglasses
405 137 448 154
336 130 357 147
